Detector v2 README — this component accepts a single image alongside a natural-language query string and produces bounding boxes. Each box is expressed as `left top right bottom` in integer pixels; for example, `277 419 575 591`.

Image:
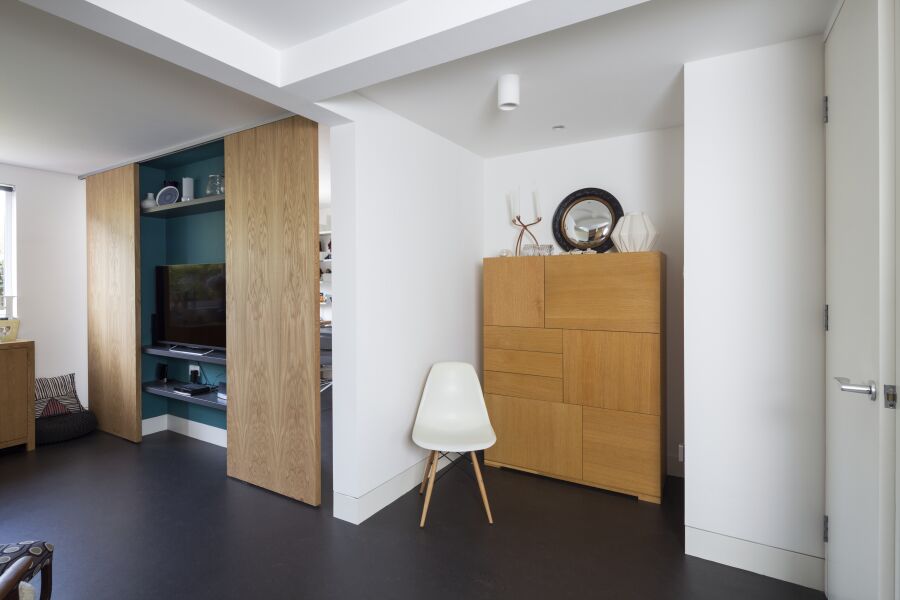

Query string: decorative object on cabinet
413 362 496 527
0 319 19 342
482 253 665 503
522 244 553 256
141 193 157 210
612 212 660 253
155 185 179 206
552 188 623 253
205 174 224 196
0 340 35 451
507 189 543 256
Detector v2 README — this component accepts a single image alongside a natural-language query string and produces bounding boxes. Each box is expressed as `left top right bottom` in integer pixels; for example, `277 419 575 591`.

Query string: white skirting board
333 453 459 525
141 415 227 448
684 526 824 591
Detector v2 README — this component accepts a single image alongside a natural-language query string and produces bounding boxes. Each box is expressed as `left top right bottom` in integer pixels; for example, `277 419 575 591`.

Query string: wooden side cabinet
0 340 35 451
483 253 665 503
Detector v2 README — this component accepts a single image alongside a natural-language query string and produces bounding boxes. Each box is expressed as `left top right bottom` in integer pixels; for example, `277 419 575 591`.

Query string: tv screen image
156 263 226 349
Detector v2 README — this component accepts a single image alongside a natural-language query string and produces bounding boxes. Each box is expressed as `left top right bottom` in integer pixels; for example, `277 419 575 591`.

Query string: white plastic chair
412 362 497 528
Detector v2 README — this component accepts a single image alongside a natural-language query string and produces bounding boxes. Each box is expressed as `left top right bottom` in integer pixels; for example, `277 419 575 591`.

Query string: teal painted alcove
139 142 227 430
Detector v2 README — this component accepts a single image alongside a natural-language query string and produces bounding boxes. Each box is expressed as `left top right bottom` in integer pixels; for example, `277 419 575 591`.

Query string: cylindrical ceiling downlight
498 74 520 111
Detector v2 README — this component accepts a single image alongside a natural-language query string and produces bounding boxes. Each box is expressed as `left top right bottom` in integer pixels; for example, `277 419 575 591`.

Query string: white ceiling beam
22 0 648 123
282 0 648 101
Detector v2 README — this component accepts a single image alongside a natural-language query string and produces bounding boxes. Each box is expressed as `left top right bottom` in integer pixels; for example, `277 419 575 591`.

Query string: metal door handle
834 377 877 401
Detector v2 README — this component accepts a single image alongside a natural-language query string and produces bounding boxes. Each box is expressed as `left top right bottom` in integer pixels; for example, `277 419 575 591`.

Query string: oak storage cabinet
483 253 665 503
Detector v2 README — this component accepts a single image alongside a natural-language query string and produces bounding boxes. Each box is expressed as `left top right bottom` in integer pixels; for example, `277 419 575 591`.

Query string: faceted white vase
611 212 659 252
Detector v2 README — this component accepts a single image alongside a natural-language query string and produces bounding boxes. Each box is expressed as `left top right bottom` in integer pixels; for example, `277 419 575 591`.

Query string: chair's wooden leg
38 560 52 600
419 450 436 495
419 452 439 528
471 451 494 524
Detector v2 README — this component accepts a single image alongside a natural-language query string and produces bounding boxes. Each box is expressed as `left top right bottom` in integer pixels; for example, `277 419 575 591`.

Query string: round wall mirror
552 188 623 252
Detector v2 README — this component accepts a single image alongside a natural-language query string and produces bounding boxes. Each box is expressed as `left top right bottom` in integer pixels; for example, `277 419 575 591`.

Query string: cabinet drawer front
484 257 545 328
583 407 660 497
0 348 29 443
484 348 562 378
563 330 660 415
545 253 663 333
485 394 582 480
484 371 563 403
484 326 562 353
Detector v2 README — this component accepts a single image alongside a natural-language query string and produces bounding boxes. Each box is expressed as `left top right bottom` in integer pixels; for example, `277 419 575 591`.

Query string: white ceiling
360 0 839 157
184 0 406 50
0 1 287 175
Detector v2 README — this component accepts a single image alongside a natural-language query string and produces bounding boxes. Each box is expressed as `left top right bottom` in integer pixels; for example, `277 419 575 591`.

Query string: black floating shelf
141 194 224 218
142 380 226 412
142 345 226 366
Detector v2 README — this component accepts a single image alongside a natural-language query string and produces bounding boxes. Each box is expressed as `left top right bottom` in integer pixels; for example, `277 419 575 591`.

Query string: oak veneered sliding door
225 116 321 505
86 164 142 442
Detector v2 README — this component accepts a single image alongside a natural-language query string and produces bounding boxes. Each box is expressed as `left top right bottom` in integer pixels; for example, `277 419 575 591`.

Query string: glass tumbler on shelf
205 174 225 197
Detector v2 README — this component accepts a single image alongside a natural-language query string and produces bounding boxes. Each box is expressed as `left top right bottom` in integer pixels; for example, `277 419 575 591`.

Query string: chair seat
413 423 496 452
0 541 53 582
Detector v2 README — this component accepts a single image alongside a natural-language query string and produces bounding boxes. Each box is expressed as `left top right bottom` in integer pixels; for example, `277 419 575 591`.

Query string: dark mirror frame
552 188 624 253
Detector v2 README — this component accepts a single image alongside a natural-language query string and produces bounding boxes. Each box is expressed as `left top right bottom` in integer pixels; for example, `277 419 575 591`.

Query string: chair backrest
414 362 490 428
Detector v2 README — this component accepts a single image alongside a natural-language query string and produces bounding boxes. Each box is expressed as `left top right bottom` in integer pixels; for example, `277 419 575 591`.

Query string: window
0 184 16 315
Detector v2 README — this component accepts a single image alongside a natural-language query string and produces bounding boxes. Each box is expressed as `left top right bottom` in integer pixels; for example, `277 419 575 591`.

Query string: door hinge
824 514 829 543
885 385 897 409
823 304 829 331
823 96 829 123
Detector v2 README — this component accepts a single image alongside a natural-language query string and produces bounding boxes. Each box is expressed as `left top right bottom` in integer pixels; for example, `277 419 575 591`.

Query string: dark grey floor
1 400 824 600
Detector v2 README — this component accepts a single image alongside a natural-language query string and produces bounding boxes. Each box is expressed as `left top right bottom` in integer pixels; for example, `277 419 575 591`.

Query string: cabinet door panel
226 116 321 506
86 164 141 442
484 371 563 403
545 253 663 333
484 348 562 378
484 326 562 353
0 348 28 443
485 394 582 479
564 330 660 415
484 257 544 327
583 407 660 497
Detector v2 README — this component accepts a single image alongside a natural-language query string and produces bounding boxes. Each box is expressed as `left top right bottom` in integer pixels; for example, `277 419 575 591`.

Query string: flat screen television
156 263 226 350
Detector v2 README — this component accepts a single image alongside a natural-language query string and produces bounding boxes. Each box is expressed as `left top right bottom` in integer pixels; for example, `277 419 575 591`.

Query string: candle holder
513 215 542 256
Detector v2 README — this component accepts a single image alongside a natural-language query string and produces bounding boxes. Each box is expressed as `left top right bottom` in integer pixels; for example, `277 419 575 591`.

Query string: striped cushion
35 373 83 418
40 398 68 418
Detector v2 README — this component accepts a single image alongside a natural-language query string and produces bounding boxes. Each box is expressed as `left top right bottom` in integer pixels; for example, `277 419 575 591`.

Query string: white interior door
825 0 895 598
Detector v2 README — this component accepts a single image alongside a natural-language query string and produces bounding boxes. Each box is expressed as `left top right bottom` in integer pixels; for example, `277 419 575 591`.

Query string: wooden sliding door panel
484 257 545 327
484 371 563 403
484 326 562 353
86 165 141 442
545 253 663 333
564 330 660 414
226 116 320 506
484 348 562 378
583 407 660 498
485 394 582 479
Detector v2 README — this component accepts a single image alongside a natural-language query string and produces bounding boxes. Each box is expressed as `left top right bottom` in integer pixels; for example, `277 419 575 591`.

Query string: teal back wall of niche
139 157 227 431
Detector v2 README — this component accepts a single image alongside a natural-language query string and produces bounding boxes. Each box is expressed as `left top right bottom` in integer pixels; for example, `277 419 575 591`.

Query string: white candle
512 189 520 220
507 192 514 222
532 190 540 220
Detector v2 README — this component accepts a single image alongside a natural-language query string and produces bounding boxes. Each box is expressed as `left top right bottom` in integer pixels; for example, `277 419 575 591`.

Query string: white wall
322 93 484 523
0 163 88 403
683 36 825 590
484 127 685 475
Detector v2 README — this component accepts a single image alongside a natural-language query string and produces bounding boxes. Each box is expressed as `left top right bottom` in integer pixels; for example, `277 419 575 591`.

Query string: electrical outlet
189 364 200 382
678 443 685 463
